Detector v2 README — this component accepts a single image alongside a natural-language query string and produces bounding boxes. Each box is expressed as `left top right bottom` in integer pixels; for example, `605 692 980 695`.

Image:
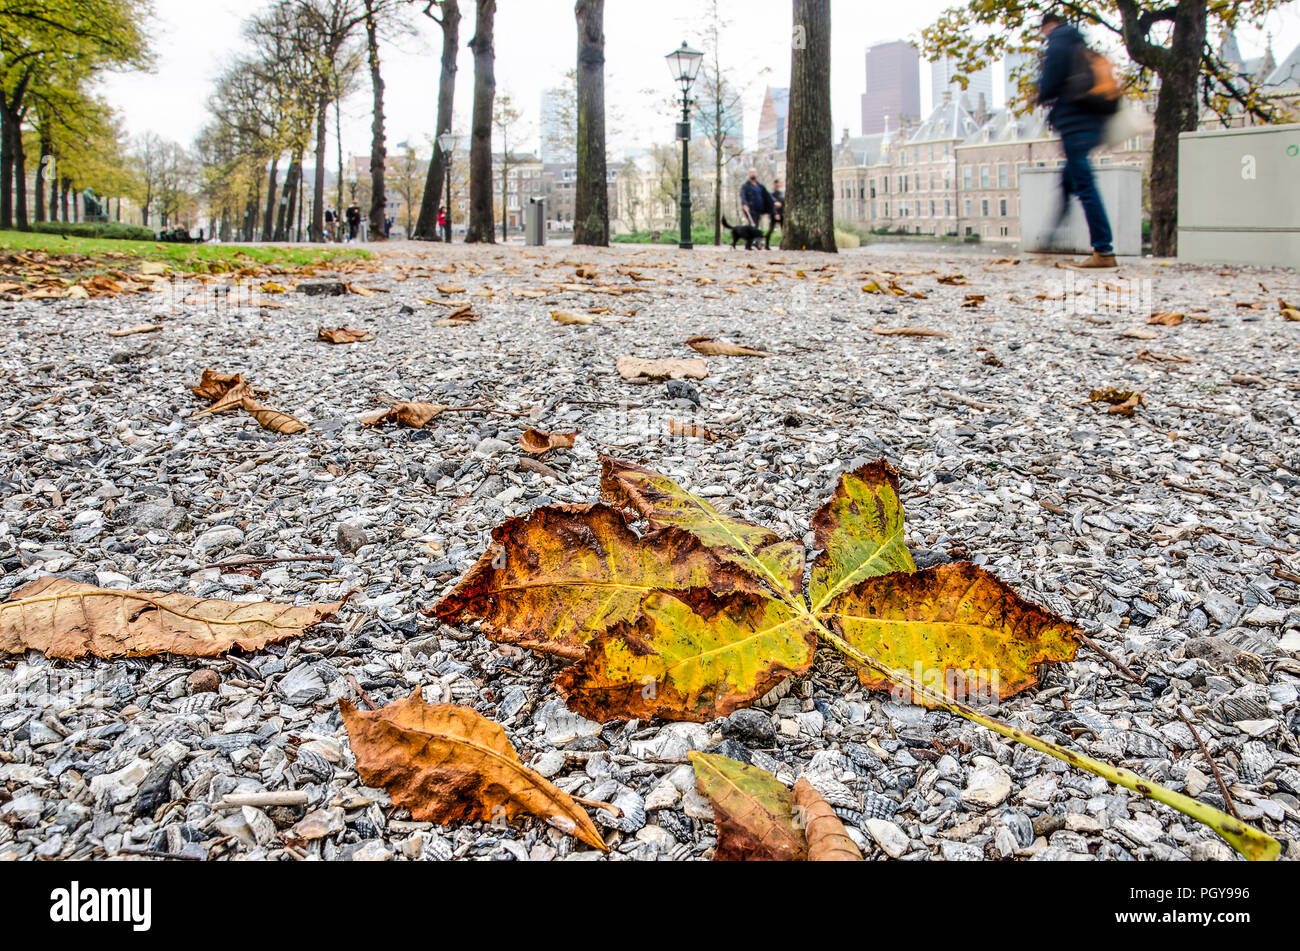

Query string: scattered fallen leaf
1137 349 1193 365
107 324 163 337
1121 328 1160 340
189 368 306 434
1148 312 1184 326
1090 387 1144 415
685 335 770 358
435 304 480 326
551 309 595 325
318 326 375 343
360 402 447 428
519 428 576 454
937 274 967 285
665 418 719 441
1281 299 1300 321
436 284 466 294
260 281 288 294
240 397 308 434
794 777 862 861
0 577 340 659
962 294 985 308
615 355 708 381
689 752 806 861
341 689 607 851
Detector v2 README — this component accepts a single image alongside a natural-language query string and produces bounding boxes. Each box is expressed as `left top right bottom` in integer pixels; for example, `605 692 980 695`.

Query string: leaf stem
809 618 1279 862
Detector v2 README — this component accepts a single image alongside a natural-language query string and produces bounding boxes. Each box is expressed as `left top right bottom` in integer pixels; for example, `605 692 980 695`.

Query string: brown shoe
1068 252 1119 269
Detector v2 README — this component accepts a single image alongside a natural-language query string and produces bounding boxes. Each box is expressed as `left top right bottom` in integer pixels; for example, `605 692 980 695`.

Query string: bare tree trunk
34 136 48 223
263 156 279 241
50 167 58 221
465 0 496 243
782 0 835 252
0 106 13 230
276 153 302 242
60 178 70 223
12 117 27 229
335 96 344 230
1145 0 1206 257
312 89 329 242
414 0 460 240
364 0 388 241
573 0 608 246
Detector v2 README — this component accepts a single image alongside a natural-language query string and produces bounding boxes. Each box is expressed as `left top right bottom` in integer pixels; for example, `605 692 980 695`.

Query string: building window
998 164 1009 188
945 199 951 217
964 199 971 217
1000 198 1007 216
982 199 989 216
963 166 972 189
980 165 990 189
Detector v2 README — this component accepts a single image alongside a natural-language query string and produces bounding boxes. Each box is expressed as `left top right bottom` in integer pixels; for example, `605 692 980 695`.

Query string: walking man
1037 11 1117 269
739 168 771 229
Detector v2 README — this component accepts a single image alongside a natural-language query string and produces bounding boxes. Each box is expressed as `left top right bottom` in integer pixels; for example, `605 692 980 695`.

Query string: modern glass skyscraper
860 40 921 136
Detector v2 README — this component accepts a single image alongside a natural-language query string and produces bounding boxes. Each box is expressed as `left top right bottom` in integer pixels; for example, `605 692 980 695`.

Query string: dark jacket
1037 23 1104 137
740 181 772 218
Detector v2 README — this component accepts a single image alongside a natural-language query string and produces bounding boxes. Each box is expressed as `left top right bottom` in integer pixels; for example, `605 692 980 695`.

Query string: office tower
860 40 921 135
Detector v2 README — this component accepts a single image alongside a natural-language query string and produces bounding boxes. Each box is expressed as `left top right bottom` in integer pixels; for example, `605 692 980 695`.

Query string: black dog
722 216 767 250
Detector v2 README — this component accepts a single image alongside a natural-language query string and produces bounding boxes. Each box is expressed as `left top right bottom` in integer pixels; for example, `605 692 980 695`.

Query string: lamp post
665 41 703 250
437 131 460 243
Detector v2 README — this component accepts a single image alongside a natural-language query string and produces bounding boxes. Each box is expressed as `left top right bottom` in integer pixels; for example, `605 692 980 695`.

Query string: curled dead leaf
1090 387 1143 415
1148 312 1185 326
360 402 447 428
107 324 163 337
685 335 770 358
793 778 863 861
341 689 607 851
519 428 577 454
318 326 376 343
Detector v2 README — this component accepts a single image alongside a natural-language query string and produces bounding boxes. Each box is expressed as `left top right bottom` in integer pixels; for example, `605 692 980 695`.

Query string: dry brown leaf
0 577 340 659
436 284 467 294
962 294 985 308
1090 387 1144 415
665 418 719 441
191 369 244 403
615 355 709 381
1121 328 1160 340
518 428 577 454
551 309 595 325
793 778 863 861
107 324 163 337
1148 312 1185 326
871 326 947 338
240 397 307 434
936 274 968 285
1137 349 1193 364
435 304 480 326
360 402 447 428
1281 298 1300 321
341 689 607 851
685 335 770 358
318 326 375 344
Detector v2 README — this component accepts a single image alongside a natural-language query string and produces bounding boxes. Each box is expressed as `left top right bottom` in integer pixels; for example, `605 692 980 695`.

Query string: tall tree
923 1 1292 256
782 0 835 252
573 0 608 246
492 93 520 241
464 0 496 243
363 0 387 240
412 0 460 240
695 0 750 244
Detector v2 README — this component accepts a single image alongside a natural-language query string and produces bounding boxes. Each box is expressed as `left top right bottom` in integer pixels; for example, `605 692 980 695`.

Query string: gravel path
2 242 1298 861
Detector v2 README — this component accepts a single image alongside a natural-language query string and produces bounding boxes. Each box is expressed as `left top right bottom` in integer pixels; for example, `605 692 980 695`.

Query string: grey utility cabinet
1178 123 1300 269
1020 164 1144 257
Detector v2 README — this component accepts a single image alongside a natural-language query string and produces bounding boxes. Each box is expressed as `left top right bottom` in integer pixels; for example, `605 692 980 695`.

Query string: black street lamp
438 130 461 243
665 41 703 250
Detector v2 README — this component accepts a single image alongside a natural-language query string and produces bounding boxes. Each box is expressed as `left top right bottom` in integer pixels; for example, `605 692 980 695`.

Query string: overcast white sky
99 0 1299 161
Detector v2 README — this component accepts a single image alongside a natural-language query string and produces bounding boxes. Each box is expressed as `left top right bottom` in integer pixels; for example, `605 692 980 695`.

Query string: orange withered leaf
518 428 576 454
341 689 607 851
318 326 375 343
793 778 862 861
359 402 448 428
684 335 770 358
0 577 341 659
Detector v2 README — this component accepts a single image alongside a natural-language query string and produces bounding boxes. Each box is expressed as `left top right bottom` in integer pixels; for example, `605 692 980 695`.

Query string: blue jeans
1060 128 1113 256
